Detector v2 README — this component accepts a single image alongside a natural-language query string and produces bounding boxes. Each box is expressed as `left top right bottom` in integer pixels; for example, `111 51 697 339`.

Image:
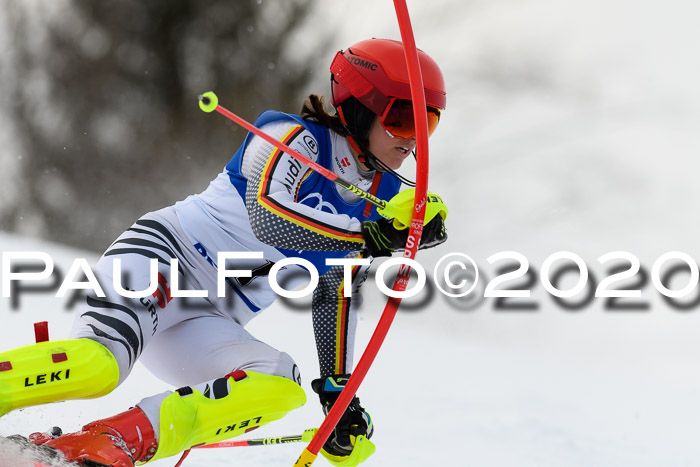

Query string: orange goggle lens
380 99 441 139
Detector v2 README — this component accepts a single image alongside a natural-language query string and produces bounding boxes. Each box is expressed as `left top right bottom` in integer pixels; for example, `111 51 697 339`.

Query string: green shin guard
0 338 120 417
149 371 306 463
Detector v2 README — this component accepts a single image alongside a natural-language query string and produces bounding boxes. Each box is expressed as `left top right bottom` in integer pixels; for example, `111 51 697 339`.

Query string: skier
0 38 447 466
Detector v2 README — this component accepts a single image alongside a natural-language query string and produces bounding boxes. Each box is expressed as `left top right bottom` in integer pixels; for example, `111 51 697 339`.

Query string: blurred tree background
0 0 325 251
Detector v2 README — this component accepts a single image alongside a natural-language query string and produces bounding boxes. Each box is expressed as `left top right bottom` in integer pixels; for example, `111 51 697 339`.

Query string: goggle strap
336 105 364 156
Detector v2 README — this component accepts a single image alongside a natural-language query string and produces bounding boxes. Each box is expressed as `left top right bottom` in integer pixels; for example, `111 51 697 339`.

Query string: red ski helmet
330 38 446 141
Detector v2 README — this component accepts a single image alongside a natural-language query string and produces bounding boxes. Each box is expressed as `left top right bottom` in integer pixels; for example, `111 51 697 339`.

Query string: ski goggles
379 98 442 139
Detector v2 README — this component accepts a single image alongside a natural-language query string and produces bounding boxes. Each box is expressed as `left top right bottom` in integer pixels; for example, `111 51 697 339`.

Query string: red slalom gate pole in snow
293 1 431 465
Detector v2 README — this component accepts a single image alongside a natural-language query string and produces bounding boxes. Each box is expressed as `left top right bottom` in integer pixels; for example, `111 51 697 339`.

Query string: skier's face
366 117 416 171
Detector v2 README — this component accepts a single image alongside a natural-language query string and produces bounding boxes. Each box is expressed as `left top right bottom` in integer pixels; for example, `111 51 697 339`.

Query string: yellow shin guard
0 338 119 417
150 371 306 463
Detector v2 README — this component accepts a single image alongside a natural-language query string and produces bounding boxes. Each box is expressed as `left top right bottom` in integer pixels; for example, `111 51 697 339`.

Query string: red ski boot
33 407 158 466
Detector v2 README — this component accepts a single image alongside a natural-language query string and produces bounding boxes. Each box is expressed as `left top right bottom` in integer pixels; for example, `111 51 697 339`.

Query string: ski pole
195 428 317 449
198 92 396 216
293 1 431 465
173 429 317 467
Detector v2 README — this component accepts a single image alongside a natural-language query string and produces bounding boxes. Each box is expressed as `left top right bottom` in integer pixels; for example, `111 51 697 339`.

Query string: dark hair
300 94 348 136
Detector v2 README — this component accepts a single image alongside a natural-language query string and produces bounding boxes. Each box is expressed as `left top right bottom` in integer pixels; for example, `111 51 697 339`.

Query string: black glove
419 214 448 250
311 375 374 457
361 216 447 257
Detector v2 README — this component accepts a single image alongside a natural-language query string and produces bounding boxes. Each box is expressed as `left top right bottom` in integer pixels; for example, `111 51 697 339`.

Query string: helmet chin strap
337 108 416 187
358 148 416 187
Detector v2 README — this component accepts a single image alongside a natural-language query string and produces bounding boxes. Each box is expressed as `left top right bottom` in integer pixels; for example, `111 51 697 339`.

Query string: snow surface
3 0 700 465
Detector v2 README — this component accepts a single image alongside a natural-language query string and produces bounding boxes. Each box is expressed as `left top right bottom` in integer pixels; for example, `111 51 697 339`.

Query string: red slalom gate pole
293 1 431 465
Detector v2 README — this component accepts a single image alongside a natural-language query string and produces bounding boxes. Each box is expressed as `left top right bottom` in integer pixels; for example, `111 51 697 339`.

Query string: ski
0 434 74 467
